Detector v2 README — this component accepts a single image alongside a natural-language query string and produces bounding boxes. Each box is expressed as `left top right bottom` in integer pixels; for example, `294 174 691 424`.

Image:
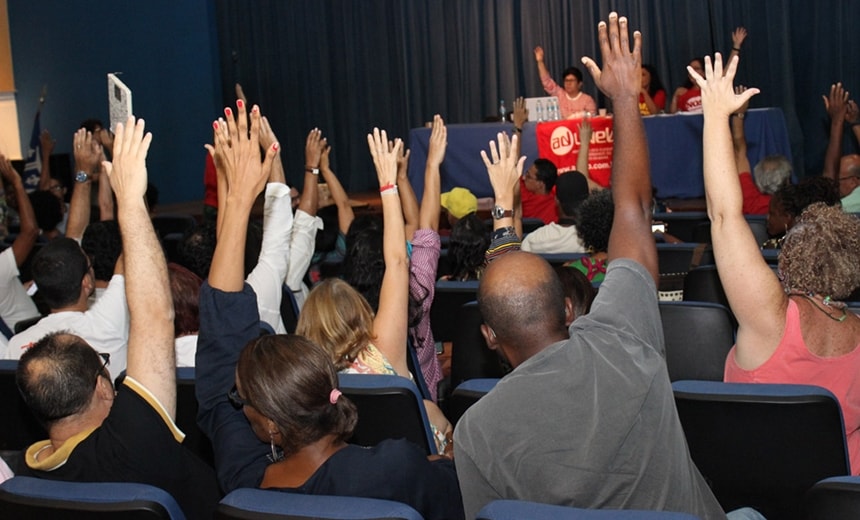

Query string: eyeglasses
228 385 249 409
95 352 110 382
838 176 857 182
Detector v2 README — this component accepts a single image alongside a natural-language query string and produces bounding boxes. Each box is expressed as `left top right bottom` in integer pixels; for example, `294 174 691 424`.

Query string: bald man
822 84 860 212
837 154 860 212
453 12 726 520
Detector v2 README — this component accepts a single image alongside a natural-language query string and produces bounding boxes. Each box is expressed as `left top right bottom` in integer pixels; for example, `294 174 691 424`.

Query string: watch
75 171 90 183
491 205 513 220
305 166 320 175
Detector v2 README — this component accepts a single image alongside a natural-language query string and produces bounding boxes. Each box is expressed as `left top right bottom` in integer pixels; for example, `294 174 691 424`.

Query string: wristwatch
305 166 320 175
491 205 513 220
75 171 90 183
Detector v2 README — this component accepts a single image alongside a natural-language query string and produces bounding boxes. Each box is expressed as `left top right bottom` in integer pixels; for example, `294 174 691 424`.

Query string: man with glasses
520 158 559 224
14 117 220 519
822 83 860 212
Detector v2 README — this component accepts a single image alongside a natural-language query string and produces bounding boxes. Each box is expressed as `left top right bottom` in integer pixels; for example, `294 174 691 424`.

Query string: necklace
788 292 848 323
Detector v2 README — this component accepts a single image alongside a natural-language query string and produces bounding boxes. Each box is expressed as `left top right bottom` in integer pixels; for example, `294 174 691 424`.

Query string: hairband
329 388 342 405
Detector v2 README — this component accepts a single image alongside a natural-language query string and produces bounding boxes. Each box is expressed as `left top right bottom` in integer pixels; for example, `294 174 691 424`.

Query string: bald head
838 154 860 197
478 252 568 362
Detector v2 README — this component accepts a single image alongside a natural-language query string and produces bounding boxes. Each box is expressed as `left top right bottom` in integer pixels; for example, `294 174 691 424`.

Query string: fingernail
225 107 232 117
213 121 219 130
237 99 245 109
272 142 280 151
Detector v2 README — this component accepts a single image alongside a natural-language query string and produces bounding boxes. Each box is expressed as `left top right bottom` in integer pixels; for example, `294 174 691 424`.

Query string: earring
269 431 280 462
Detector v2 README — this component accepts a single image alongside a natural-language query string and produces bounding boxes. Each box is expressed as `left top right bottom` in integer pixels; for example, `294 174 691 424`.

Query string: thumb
738 88 761 107
102 161 113 178
581 57 601 82
261 142 279 177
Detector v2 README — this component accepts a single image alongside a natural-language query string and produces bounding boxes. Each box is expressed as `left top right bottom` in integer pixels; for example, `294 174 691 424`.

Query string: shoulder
673 87 688 96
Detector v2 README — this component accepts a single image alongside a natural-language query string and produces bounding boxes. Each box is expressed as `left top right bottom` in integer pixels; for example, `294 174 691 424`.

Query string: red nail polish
272 142 279 151
237 99 244 109
251 105 259 113
213 121 219 130
225 107 232 117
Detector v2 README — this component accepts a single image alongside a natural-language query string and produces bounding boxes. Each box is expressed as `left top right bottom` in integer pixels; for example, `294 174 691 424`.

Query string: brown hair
236 334 357 457
779 203 860 299
168 263 202 336
296 278 376 370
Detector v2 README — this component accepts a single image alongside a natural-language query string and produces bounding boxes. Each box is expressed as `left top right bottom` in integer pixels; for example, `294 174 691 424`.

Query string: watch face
75 171 89 183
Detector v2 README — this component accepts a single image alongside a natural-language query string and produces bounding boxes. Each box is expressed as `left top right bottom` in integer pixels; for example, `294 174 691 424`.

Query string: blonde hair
296 278 376 370
779 203 860 299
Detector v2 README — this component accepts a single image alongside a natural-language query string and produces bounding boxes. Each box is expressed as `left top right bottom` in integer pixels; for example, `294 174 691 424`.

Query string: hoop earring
269 431 280 462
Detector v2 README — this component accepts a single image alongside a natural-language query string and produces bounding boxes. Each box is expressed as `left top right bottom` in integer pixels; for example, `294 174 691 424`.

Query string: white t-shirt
0 248 40 347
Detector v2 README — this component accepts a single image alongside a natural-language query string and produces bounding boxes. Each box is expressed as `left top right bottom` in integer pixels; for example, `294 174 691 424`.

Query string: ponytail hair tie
329 389 342 405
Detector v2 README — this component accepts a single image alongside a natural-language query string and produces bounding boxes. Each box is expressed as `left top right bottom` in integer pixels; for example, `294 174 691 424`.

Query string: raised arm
728 27 747 64
690 53 786 367
104 117 176 416
846 100 860 146
260 116 286 185
581 13 657 281
319 145 355 234
576 119 603 192
419 115 446 232
822 82 849 180
0 156 38 265
731 86 752 175
66 128 102 240
482 131 527 260
206 101 278 292
368 129 410 376
534 46 554 88
38 130 55 191
395 144 418 240
299 128 324 216
97 163 115 221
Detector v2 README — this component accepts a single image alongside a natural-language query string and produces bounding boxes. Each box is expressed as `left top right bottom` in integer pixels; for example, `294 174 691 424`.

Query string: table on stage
407 108 792 200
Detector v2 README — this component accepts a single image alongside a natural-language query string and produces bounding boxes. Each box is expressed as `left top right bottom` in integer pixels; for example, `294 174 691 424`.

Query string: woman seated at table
640 64 667 115
669 57 705 113
533 45 597 119
694 53 860 475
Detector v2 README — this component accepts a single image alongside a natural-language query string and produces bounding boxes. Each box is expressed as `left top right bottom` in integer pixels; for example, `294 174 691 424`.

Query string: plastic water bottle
536 100 544 122
499 99 507 121
552 99 561 120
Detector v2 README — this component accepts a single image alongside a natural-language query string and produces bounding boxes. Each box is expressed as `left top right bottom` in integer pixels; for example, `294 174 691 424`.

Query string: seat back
449 302 509 389
0 476 185 519
337 373 436 455
0 360 47 451
446 378 499 427
682 265 728 308
216 488 423 520
804 476 860 520
655 243 714 275
659 301 735 382
429 280 479 343
672 381 850 520
652 211 711 243
476 499 701 519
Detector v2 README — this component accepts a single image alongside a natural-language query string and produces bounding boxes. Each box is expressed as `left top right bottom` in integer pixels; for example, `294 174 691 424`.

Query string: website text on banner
536 116 613 188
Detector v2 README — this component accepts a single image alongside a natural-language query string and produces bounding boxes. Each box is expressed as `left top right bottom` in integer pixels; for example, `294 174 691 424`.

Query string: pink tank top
725 299 860 474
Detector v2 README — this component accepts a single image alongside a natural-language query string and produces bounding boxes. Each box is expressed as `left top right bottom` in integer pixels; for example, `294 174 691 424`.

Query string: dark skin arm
581 13 657 282
0 156 38 266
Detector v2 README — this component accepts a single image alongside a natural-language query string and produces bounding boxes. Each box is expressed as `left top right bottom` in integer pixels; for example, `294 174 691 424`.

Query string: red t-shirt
204 154 218 209
739 172 771 215
639 90 666 115
520 178 558 224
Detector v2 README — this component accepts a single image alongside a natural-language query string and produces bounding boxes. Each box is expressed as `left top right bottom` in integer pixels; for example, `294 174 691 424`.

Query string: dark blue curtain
215 0 860 194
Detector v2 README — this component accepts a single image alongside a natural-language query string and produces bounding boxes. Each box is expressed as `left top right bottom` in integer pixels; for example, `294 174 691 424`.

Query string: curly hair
237 334 358 457
575 189 613 253
448 214 489 281
779 203 860 299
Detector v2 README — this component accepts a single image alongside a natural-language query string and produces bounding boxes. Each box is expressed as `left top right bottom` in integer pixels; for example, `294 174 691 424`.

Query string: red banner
535 116 614 188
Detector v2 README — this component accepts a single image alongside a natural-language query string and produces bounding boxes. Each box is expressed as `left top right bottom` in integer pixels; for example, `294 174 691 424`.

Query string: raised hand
847 100 860 125
207 100 278 204
367 128 400 189
823 82 850 122
394 141 411 181
259 116 279 152
305 128 325 169
40 130 55 157
688 54 759 119
480 132 525 205
513 97 528 129
731 27 748 49
0 154 20 185
581 12 641 102
73 128 103 174
734 85 752 115
103 117 152 205
426 114 447 167
533 46 544 62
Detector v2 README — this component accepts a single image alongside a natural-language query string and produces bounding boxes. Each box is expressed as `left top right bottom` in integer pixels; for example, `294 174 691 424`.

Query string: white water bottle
536 100 544 122
499 99 507 121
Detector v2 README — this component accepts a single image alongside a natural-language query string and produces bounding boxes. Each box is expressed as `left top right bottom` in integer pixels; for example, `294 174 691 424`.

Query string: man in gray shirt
454 12 727 520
